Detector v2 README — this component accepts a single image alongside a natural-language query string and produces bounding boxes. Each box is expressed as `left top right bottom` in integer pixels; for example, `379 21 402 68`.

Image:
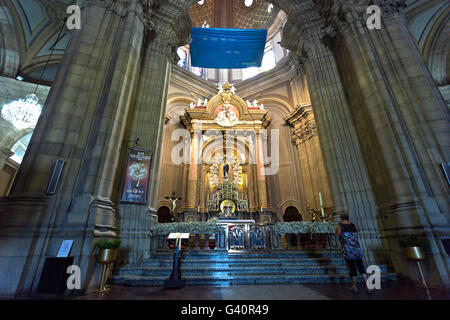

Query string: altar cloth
190 28 267 69
218 219 255 224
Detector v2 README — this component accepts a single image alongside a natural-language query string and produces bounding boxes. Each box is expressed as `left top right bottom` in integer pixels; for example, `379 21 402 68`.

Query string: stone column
0 0 189 296
256 131 269 209
186 130 200 209
117 2 191 261
247 164 257 212
322 0 449 287
286 104 333 220
282 0 382 263
199 165 206 211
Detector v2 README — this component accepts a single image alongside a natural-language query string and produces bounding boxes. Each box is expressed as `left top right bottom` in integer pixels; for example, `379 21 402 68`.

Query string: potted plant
96 238 122 265
398 236 429 260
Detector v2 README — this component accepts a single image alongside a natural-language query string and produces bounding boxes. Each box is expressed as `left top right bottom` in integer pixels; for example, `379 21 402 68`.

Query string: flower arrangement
309 222 338 234
207 198 220 211
152 218 225 235
237 199 248 211
216 180 238 201
272 221 337 235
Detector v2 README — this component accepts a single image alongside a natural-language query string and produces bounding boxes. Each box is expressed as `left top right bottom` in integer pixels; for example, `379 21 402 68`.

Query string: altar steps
110 250 396 287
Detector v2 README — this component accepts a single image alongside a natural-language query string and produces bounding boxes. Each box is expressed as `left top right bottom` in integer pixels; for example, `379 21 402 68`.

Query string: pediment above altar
181 82 271 130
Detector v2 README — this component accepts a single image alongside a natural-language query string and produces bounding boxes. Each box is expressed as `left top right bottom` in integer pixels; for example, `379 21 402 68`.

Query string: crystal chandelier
1 17 66 131
1 93 42 129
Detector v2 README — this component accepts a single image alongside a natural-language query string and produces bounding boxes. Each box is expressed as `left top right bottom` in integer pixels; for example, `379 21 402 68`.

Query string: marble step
114 265 357 276
141 257 346 266
153 250 344 259
110 272 397 287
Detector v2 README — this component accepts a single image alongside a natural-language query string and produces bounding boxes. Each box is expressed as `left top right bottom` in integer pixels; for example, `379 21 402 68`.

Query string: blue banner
190 28 268 69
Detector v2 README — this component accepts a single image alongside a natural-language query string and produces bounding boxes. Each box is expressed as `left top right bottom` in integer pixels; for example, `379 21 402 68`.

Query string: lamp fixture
1 94 42 129
1 18 66 129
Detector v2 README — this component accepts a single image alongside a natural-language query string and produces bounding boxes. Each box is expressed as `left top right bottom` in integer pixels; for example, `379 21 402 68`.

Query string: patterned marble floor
75 282 450 300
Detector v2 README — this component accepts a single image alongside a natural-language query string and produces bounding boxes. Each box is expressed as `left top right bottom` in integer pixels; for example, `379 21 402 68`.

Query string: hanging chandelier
1 93 42 129
1 18 67 131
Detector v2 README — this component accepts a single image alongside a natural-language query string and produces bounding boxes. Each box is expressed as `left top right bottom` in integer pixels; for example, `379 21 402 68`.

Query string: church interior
0 0 448 301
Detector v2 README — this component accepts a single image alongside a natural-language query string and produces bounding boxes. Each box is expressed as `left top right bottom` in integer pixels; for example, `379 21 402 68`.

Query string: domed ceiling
0 0 447 85
189 0 279 29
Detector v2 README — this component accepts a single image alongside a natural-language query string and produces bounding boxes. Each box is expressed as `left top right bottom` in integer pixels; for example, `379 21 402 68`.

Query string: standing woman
335 213 373 293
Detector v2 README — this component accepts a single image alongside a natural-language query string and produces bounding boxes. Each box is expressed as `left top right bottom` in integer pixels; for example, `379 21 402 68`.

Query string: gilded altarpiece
179 83 276 224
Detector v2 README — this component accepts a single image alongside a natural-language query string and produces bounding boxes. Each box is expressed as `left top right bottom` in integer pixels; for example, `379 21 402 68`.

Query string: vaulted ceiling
189 0 279 29
0 0 72 83
0 0 448 85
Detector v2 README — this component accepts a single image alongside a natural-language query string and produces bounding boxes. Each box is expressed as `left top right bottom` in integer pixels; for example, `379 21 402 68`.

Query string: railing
151 224 340 252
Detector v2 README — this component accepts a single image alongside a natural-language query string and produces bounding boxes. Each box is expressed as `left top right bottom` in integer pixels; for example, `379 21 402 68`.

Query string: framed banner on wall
120 148 152 204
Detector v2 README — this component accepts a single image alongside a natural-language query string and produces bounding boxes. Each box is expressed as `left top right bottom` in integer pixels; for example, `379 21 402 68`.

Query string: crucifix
165 191 182 221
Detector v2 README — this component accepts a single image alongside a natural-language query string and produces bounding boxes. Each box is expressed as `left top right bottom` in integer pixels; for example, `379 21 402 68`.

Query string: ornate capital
372 0 406 15
292 122 317 145
79 0 133 9
40 0 68 24
322 0 407 32
0 148 13 160
286 103 317 145
141 1 191 63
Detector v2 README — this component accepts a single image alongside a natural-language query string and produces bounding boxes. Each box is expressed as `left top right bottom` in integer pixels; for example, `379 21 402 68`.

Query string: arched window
244 0 254 7
177 47 187 68
9 132 32 164
261 49 276 71
242 49 276 80
242 67 259 80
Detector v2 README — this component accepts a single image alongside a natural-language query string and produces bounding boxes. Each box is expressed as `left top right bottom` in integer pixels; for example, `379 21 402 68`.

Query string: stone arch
279 199 303 219
167 95 196 106
283 205 303 222
206 92 249 121
0 122 32 152
0 1 20 77
258 96 293 114
422 11 449 85
156 205 172 223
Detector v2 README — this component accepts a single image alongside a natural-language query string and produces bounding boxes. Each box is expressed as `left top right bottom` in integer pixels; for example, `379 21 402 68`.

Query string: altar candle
319 192 324 217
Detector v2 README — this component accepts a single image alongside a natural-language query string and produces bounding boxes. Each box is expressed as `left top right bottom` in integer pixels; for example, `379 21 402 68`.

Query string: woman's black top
339 222 357 232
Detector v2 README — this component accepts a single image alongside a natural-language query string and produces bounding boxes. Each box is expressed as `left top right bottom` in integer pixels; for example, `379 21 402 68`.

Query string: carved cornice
285 103 317 145
285 103 313 126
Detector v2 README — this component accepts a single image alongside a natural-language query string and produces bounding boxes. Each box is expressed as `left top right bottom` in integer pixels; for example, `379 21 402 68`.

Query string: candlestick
319 192 324 217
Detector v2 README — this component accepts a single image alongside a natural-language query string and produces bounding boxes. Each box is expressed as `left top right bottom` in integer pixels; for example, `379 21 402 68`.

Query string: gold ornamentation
220 199 236 215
